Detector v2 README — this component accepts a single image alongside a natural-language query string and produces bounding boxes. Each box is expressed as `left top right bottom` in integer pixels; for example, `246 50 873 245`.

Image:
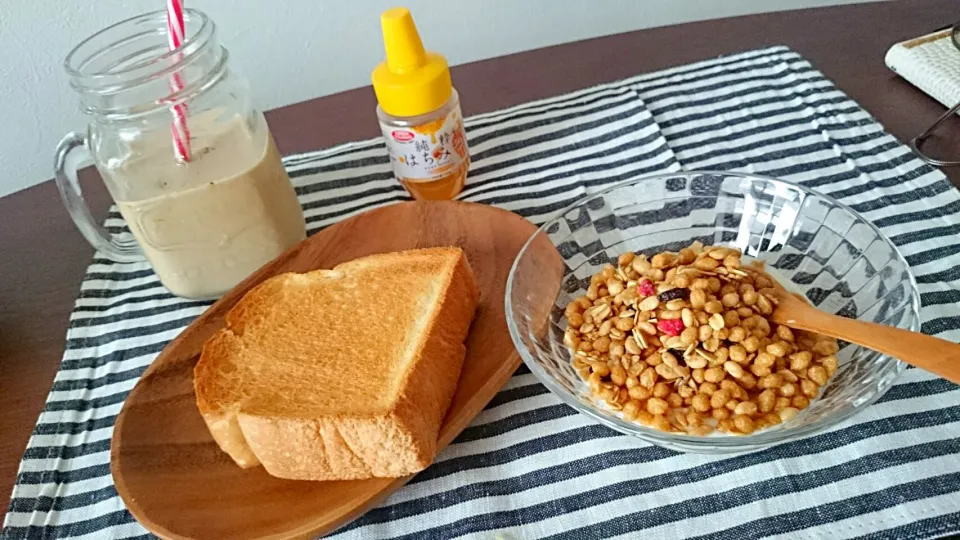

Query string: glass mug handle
54 132 144 262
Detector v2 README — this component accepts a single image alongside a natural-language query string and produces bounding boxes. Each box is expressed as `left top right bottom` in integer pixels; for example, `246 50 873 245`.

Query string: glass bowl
505 171 920 453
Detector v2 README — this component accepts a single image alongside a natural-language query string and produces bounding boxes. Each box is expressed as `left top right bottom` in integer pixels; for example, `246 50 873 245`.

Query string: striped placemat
3 46 959 540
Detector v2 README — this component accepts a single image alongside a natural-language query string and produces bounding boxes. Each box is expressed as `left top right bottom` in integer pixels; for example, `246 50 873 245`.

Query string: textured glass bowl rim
505 170 920 452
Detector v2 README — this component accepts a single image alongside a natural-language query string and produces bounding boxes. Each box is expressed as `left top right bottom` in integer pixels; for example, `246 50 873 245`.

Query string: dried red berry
657 319 685 336
638 279 656 297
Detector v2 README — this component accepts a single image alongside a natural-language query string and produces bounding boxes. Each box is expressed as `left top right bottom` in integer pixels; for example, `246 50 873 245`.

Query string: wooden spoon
755 271 960 385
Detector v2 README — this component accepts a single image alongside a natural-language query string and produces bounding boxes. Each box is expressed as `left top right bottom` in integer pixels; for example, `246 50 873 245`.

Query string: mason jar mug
55 9 306 299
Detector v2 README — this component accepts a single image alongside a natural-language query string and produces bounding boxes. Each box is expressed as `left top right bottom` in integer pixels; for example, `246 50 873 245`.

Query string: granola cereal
564 241 840 435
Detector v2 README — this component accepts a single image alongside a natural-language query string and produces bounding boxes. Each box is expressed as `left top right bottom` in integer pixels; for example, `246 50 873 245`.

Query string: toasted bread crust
194 247 478 480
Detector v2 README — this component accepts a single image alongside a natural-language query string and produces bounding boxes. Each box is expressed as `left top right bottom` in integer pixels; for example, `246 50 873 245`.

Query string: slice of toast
194 247 479 481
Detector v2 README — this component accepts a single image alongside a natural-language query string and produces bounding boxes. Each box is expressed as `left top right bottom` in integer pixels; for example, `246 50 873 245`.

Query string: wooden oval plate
111 201 540 539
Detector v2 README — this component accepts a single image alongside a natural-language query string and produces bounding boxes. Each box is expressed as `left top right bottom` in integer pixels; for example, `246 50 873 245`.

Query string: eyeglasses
911 22 960 167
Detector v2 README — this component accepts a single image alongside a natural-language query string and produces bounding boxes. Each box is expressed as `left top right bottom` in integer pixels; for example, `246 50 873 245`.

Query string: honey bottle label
380 107 468 183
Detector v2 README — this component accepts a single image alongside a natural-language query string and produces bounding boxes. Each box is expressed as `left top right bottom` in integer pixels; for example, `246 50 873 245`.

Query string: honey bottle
372 7 470 200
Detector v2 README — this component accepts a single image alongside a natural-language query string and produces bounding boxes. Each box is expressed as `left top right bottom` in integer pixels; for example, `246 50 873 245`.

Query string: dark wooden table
2 0 958 516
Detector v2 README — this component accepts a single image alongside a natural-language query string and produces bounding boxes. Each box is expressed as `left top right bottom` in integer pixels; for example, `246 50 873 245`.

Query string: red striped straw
166 0 191 162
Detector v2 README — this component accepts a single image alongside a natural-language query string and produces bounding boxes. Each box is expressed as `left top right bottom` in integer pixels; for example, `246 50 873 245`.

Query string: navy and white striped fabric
4 46 959 539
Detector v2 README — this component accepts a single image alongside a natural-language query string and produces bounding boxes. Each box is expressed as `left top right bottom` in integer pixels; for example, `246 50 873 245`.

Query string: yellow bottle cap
372 7 452 118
